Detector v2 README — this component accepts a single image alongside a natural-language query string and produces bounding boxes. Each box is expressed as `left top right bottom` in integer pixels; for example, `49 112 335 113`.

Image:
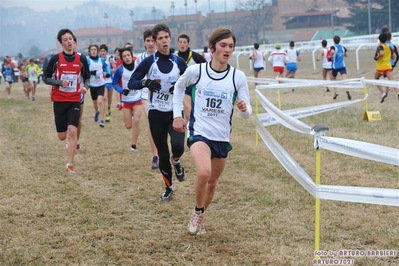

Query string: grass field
0 50 398 265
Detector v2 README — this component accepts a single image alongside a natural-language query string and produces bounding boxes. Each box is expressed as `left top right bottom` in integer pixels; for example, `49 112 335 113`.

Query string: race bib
60 74 78 92
152 91 172 111
196 89 231 117
5 75 12 82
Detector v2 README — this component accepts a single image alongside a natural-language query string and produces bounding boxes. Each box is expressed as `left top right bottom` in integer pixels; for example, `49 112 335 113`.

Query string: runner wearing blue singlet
330 35 351 100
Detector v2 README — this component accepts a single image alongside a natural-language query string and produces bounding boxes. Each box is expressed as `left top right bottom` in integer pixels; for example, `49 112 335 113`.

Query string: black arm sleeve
393 45 399 66
192 51 207 63
43 55 63 86
80 56 90 88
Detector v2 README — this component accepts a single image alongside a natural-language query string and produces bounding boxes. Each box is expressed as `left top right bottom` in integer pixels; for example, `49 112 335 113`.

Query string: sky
0 0 236 12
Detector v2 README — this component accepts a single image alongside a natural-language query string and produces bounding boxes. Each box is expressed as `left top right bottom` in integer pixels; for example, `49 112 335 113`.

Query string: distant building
69 0 353 53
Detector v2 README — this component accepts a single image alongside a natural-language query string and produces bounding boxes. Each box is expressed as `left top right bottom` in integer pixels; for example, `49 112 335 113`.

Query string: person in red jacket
43 28 90 174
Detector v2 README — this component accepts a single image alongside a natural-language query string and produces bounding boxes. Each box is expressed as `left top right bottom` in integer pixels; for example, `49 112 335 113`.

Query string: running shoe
99 120 105 127
105 114 110 122
130 144 137 151
197 222 206 235
151 156 159 169
94 111 100 122
380 92 387 103
333 92 339 100
76 140 81 151
187 211 204 235
346 91 351 100
32 96 35 101
66 164 76 175
171 156 185 182
108 107 111 116
326 88 330 92
160 185 174 201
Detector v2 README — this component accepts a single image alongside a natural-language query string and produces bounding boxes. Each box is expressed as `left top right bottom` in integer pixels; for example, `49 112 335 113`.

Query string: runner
87 44 111 127
43 28 90 174
135 29 160 169
128 24 187 201
25 59 41 101
112 48 142 151
2 61 15 99
172 27 252 235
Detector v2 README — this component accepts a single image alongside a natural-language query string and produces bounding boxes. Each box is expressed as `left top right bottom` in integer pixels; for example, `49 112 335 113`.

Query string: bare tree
235 0 275 41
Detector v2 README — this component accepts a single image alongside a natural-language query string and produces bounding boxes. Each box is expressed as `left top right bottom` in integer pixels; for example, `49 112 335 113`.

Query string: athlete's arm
173 64 197 118
127 56 153 90
235 70 252 119
112 66 124 94
43 55 63 86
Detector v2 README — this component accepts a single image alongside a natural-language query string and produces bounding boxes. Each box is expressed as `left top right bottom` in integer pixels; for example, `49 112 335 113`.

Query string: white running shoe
187 211 204 235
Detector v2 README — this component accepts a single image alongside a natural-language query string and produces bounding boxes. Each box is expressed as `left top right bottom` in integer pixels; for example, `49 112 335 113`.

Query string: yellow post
314 148 321 258
256 96 259 146
277 89 282 110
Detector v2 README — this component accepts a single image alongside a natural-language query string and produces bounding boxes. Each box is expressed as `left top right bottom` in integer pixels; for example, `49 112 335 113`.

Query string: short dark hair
209 28 236 52
178 34 190 43
321 40 327 47
143 29 153 40
378 33 387 43
254 43 259 49
57 28 76 44
99 44 108 52
289 41 295 47
88 44 99 53
203 46 208 52
152 24 171 41
333 35 340 44
386 32 392 41
124 42 133 48
118 47 133 57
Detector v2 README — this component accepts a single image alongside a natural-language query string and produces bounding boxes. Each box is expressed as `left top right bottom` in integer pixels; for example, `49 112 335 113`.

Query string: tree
235 0 275 41
343 0 399 34
28 45 41 58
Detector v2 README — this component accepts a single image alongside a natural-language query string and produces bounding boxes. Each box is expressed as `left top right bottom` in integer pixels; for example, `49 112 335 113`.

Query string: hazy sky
1 0 236 12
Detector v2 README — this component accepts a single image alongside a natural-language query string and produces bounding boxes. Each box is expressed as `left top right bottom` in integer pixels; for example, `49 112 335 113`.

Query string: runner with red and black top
43 28 90 175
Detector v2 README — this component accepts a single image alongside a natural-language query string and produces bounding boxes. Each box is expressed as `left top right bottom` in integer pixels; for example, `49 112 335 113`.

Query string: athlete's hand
143 79 161 92
61 80 69 87
122 88 130 96
236 99 247 112
79 87 87 94
173 117 186 133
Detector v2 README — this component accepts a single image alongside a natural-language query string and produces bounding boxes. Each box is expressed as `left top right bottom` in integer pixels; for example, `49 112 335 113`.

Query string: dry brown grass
0 50 398 265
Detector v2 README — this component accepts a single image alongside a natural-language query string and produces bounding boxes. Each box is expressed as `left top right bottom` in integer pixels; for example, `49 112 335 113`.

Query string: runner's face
212 37 235 64
100 48 107 58
61 33 75 53
178 38 189 52
122 51 133 64
155 31 171 55
90 47 98 57
144 37 155 52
